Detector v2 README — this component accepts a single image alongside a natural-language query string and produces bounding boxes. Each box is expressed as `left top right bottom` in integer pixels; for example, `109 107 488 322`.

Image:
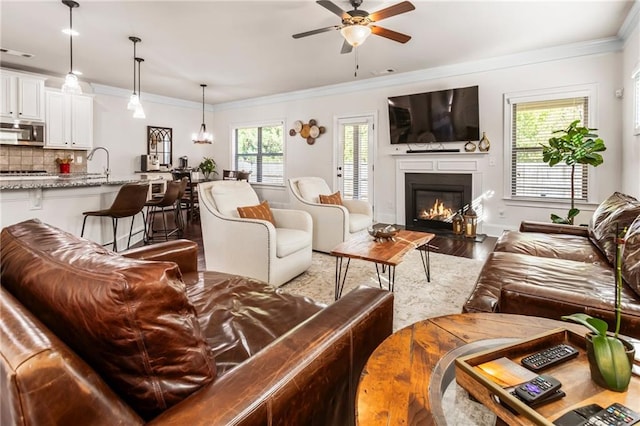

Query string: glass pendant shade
127 93 140 111
193 84 213 144
133 103 146 119
62 72 82 94
192 123 212 144
340 25 372 47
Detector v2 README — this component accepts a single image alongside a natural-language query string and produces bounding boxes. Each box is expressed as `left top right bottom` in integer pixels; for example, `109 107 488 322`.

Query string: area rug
281 249 484 331
282 250 497 425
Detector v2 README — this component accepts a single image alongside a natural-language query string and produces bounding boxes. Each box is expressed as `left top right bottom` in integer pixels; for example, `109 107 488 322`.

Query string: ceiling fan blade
368 1 415 22
370 25 411 43
292 25 340 39
340 40 353 54
316 0 350 20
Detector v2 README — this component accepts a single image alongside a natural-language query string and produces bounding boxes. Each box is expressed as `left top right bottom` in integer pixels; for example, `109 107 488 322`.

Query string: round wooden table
355 313 590 425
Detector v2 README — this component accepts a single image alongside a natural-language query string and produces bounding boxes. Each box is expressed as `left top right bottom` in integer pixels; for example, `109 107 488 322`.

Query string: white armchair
288 177 373 253
198 181 313 287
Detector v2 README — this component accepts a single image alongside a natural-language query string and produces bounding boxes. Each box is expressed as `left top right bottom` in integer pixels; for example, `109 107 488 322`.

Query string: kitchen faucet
87 146 110 181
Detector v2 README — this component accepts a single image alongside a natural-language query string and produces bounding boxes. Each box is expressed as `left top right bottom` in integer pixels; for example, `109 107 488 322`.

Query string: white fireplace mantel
395 155 485 227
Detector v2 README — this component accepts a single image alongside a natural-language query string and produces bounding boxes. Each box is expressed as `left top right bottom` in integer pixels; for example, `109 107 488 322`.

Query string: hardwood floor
141 219 497 266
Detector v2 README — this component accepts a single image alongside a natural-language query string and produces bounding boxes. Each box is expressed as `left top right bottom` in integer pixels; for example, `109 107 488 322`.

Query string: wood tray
455 328 640 426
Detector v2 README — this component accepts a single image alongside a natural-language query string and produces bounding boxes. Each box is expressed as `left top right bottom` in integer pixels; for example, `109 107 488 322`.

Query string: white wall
622 17 640 197
205 52 624 236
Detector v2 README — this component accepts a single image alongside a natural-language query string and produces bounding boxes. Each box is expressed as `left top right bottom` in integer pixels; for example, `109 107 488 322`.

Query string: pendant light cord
68 4 73 72
202 85 205 125
133 41 137 95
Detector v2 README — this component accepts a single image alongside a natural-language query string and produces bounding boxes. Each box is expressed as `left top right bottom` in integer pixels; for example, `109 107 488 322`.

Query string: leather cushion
297 178 331 203
623 216 640 297
0 220 216 420
494 230 608 266
237 200 276 226
319 191 343 206
589 192 640 264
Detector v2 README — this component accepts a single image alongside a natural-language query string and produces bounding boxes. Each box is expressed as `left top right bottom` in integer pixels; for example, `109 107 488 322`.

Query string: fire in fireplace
405 173 472 233
419 199 455 221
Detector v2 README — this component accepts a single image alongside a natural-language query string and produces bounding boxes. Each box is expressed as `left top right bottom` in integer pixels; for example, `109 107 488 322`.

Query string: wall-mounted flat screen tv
388 85 479 144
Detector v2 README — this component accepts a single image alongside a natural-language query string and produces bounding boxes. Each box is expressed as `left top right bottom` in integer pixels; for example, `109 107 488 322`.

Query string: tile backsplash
0 145 87 173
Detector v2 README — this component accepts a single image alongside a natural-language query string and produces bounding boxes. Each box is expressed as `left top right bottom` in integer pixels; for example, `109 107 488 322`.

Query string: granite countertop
0 173 160 191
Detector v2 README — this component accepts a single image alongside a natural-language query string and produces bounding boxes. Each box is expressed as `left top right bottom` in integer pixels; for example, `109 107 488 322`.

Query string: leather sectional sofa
464 192 640 338
0 219 394 425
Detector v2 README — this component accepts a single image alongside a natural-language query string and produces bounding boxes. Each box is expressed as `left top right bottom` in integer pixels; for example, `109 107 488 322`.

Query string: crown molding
213 37 623 112
90 83 214 111
618 0 640 40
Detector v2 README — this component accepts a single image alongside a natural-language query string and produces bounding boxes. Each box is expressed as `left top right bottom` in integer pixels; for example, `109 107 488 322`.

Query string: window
234 122 284 185
505 87 594 202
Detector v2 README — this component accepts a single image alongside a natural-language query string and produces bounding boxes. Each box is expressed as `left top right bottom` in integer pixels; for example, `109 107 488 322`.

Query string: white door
0 75 16 120
335 114 375 207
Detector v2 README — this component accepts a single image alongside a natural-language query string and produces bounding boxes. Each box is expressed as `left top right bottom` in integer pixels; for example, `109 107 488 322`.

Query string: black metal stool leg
81 215 89 238
126 213 136 249
112 217 118 252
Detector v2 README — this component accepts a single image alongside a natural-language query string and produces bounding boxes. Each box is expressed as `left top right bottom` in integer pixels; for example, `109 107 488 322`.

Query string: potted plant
198 157 217 180
541 119 606 224
55 155 73 174
562 226 635 392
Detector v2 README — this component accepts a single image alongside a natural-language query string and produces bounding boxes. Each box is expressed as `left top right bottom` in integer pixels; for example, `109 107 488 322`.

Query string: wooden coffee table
356 313 640 425
330 230 434 300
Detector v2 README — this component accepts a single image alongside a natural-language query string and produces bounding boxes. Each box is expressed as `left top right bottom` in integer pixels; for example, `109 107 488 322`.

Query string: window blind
634 72 640 134
511 96 589 200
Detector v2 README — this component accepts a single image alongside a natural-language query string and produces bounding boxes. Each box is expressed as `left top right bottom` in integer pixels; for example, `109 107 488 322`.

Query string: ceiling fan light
133 103 146 119
62 72 82 94
127 93 140 110
341 25 372 47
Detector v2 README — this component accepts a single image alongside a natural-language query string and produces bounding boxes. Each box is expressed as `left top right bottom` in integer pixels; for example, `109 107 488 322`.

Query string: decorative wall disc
289 119 325 145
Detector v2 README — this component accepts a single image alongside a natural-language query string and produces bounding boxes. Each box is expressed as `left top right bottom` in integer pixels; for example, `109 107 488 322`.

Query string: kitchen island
0 173 167 249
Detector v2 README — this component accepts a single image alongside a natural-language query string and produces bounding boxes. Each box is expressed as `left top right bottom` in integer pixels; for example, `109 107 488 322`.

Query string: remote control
521 344 579 371
514 375 562 404
584 403 640 426
510 388 565 407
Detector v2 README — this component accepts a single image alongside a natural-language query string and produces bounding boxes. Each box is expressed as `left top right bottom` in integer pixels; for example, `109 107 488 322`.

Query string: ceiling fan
292 0 415 54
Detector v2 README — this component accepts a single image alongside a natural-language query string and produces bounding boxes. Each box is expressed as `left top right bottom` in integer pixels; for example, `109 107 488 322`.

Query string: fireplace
405 173 472 232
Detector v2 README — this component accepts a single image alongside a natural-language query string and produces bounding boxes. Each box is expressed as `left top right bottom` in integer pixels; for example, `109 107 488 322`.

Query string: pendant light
133 57 146 119
192 84 213 144
61 0 82 94
126 36 141 111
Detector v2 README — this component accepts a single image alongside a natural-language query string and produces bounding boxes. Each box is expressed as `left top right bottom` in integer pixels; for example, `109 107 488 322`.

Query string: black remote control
521 344 579 371
514 375 562 404
584 403 640 426
510 388 565 407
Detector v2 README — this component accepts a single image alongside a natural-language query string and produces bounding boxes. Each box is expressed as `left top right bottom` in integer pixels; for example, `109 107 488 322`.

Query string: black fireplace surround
405 173 472 233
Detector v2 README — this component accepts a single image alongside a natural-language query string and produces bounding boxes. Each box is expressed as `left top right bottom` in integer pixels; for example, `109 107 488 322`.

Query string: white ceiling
0 0 636 106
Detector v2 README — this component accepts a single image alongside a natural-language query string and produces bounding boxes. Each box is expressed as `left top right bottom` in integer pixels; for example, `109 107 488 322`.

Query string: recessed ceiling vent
0 48 34 58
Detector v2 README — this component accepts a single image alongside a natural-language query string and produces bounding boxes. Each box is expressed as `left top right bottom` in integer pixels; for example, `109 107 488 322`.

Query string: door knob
337 174 342 177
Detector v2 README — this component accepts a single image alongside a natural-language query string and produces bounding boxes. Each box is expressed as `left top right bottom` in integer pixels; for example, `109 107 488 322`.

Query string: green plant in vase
562 226 634 392
541 120 606 225
198 157 217 180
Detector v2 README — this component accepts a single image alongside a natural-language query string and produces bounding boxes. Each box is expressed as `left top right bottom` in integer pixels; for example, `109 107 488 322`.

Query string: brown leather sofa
463 192 640 339
0 219 394 425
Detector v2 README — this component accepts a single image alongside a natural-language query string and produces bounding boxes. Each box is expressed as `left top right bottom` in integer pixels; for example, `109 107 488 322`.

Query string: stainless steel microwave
0 121 45 146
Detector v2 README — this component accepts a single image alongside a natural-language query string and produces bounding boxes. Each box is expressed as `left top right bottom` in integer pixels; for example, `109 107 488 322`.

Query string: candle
466 223 472 236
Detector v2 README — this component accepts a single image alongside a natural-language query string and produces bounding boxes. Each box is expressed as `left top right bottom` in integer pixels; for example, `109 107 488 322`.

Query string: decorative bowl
368 225 399 242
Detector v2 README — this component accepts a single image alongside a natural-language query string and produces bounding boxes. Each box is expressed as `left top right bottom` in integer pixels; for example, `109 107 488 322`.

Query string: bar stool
144 179 182 243
80 182 150 252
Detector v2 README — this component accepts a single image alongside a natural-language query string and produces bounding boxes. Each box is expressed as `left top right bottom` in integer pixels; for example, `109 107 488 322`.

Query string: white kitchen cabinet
45 89 94 149
0 70 46 121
